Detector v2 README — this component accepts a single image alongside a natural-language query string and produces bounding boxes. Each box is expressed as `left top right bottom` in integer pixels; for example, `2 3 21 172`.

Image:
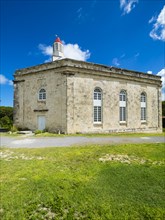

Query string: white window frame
93 88 102 123
38 88 46 101
119 90 126 122
141 93 147 121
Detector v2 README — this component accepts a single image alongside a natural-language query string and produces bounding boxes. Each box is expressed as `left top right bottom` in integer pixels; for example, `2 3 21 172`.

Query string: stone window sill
141 121 147 124
37 100 46 103
93 123 103 127
119 121 127 126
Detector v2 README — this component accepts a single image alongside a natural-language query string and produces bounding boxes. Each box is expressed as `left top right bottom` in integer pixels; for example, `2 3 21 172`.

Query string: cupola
52 36 64 61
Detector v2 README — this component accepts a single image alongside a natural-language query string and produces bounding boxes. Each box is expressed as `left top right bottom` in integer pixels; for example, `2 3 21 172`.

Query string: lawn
0 143 165 219
1 131 165 138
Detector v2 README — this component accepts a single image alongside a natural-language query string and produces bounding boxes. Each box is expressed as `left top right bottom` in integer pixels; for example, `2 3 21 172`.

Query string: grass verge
0 143 165 219
35 131 165 137
1 131 165 138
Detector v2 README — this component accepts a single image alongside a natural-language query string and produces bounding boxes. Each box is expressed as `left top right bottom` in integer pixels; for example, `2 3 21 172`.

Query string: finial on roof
55 36 62 44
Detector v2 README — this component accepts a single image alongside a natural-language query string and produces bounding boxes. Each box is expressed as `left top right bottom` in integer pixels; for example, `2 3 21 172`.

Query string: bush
34 130 43 135
0 116 12 130
162 101 165 116
0 106 13 129
10 125 18 133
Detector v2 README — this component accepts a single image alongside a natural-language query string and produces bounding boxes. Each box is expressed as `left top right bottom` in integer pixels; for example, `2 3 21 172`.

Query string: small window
93 88 102 123
55 43 58 51
119 90 126 122
141 93 146 121
38 88 46 101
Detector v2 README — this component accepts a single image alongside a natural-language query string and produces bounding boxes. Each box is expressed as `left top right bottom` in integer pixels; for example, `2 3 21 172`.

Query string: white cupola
52 36 65 61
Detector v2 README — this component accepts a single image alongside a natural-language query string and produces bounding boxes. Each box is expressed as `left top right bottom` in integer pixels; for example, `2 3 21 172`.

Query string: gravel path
1 135 164 148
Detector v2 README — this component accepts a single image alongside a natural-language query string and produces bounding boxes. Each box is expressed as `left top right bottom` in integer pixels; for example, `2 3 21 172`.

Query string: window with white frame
38 88 46 100
93 88 102 123
141 93 146 121
119 90 126 122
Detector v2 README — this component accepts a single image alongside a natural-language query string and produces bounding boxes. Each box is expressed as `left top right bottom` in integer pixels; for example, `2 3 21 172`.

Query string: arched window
93 88 102 123
119 90 126 122
141 93 146 121
38 88 46 100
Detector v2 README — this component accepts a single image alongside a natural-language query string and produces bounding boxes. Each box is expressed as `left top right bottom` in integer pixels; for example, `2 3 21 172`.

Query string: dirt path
1 135 164 148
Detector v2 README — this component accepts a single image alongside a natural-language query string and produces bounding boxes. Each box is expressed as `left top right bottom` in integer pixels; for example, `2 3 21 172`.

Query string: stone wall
66 70 162 133
14 69 67 132
14 58 162 133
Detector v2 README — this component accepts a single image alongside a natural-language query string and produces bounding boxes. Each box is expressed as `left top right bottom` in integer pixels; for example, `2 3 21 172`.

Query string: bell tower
52 36 64 61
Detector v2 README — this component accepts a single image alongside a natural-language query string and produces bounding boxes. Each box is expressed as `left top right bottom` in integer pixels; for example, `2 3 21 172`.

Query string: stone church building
13 37 162 133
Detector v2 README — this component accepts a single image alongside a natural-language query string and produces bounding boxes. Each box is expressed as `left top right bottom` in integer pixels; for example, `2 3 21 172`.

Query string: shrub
10 125 18 133
0 106 13 129
34 130 43 135
0 116 12 130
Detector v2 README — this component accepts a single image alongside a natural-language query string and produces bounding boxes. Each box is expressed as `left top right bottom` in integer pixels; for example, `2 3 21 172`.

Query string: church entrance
38 116 46 130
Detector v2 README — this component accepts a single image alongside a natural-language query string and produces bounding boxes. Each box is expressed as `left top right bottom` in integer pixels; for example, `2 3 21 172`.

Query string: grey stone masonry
14 58 162 134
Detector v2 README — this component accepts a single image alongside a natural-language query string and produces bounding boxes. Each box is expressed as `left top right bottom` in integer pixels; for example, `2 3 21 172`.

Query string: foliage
0 106 13 129
0 143 165 219
34 130 43 135
10 125 18 133
0 106 13 120
162 101 165 116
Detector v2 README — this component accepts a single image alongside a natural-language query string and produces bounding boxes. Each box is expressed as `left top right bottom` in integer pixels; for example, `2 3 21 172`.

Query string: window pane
43 93 46 99
120 107 122 121
123 107 126 121
98 106 102 122
120 94 122 101
39 89 46 100
141 107 146 120
120 107 126 121
94 93 97 100
98 93 101 100
119 91 126 122
94 106 102 122
94 88 101 93
141 93 146 102
120 91 126 101
94 106 97 122
93 88 102 123
39 94 42 100
141 93 146 121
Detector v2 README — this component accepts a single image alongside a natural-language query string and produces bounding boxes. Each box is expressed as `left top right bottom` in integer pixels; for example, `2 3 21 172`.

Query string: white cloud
0 74 13 86
112 58 120 66
147 70 152 74
63 43 90 61
120 0 138 15
77 7 83 19
149 5 165 41
120 53 126 58
149 16 156 24
38 44 53 56
157 68 165 101
38 42 90 62
134 52 140 58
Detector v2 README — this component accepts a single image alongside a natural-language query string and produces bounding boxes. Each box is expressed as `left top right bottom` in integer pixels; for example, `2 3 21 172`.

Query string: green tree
0 106 13 129
162 101 165 116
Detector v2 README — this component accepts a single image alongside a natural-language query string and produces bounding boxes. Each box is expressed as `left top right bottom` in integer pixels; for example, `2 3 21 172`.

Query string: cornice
14 58 161 87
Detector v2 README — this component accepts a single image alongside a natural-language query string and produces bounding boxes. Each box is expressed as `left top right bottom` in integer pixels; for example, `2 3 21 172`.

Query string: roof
55 37 62 44
14 58 162 87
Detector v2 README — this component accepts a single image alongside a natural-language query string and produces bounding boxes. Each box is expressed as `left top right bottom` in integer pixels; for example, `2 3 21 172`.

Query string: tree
162 101 165 116
0 106 13 129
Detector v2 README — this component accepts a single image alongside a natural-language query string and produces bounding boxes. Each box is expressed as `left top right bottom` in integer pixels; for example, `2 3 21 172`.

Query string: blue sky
0 0 165 106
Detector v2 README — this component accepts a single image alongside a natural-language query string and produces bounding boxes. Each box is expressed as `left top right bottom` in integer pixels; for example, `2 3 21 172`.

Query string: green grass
35 131 165 137
0 143 165 219
1 131 165 138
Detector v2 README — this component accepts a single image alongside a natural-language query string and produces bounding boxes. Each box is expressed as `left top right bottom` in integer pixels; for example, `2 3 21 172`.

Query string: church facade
13 37 162 133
